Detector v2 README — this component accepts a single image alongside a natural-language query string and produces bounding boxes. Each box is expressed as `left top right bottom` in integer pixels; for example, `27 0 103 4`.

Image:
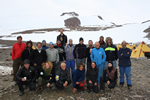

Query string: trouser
13 58 24 81
103 60 117 70
66 60 75 75
87 62 91 69
76 58 86 66
55 80 71 89
52 62 58 71
87 81 98 93
100 76 116 90
17 81 36 92
34 65 42 79
119 66 132 86
37 77 49 86
97 64 104 84
75 80 86 90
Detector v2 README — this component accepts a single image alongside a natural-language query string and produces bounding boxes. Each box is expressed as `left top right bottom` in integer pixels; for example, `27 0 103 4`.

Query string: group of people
12 29 132 96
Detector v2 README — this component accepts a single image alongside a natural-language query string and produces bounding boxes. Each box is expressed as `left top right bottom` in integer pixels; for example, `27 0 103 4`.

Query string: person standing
16 59 37 96
12 36 26 82
41 40 49 50
30 42 47 78
21 40 33 61
65 39 75 75
91 42 106 84
86 62 98 93
54 40 66 67
73 37 86 66
100 61 118 92
99 36 106 49
104 37 118 70
86 40 94 69
57 29 67 47
118 41 132 90
46 42 59 71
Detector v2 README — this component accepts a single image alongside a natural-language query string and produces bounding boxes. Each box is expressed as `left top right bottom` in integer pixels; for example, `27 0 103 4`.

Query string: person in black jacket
30 42 47 78
57 29 67 47
37 61 55 93
55 62 71 89
99 36 106 49
16 59 37 96
86 61 98 93
73 37 86 66
100 61 118 92
86 40 94 69
21 40 33 61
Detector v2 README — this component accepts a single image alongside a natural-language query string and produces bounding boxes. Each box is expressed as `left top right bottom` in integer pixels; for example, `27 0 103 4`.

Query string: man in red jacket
12 36 26 82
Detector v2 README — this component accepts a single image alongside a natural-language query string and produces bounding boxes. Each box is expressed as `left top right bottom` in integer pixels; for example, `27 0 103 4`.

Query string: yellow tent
131 42 150 58
32 45 36 50
126 44 132 50
131 44 136 51
117 44 122 50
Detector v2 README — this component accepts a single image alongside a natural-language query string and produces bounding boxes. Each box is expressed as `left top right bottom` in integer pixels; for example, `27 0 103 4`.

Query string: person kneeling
37 61 55 93
72 63 85 93
55 62 71 89
16 59 37 96
100 61 117 92
86 62 98 93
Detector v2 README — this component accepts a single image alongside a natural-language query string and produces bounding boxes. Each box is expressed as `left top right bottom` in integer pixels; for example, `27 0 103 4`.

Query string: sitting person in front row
37 61 55 93
72 63 85 93
86 61 98 93
100 61 118 92
55 62 71 89
16 59 37 96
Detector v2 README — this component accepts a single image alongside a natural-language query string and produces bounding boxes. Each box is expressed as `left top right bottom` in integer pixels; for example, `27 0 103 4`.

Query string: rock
58 97 65 100
99 97 107 100
67 96 75 100
130 95 143 99
76 97 84 100
6 58 11 61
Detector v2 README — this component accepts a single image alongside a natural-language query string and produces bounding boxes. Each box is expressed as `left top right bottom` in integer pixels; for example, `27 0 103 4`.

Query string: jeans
97 64 104 84
100 76 116 90
66 60 75 75
119 66 132 85
17 81 36 92
87 62 91 69
103 60 117 70
76 58 86 66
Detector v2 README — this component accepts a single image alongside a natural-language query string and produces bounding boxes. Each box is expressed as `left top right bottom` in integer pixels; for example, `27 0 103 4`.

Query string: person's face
107 40 111 45
57 41 61 45
79 65 84 71
108 63 112 67
45 63 50 69
80 41 83 45
88 41 93 46
27 43 32 48
37 44 42 49
60 29 63 34
24 63 30 69
95 43 100 49
122 43 126 47
61 64 66 70
17 38 22 43
69 39 72 44
91 62 96 69
42 42 46 46
49 44 53 49
100 37 103 41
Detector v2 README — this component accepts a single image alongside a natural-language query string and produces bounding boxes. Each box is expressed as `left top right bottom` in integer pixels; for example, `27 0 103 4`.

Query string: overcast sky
0 0 150 24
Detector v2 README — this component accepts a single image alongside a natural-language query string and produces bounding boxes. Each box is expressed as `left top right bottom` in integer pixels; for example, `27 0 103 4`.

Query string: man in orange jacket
12 36 26 82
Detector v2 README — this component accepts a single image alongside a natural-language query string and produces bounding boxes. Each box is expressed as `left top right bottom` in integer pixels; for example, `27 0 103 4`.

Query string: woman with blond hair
37 61 55 93
55 62 71 89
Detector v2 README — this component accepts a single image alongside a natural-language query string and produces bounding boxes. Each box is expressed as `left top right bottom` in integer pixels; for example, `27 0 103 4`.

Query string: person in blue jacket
118 41 132 90
91 42 106 84
42 40 49 50
72 63 85 93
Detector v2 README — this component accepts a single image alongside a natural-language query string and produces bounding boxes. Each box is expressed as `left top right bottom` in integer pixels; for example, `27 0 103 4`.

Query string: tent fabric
126 44 132 50
117 44 122 50
131 42 150 58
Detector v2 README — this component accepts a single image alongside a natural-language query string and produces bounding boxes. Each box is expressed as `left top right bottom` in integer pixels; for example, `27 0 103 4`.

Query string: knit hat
42 40 46 43
24 59 30 64
100 36 104 39
49 42 54 46
108 61 113 66
79 37 84 42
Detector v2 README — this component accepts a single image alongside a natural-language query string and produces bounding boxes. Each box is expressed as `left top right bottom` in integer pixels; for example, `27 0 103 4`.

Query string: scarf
108 66 113 72
57 44 61 47
99 41 104 44
43 67 52 76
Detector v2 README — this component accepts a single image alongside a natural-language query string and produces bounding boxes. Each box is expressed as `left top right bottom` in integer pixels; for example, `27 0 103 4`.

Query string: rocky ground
0 40 150 100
